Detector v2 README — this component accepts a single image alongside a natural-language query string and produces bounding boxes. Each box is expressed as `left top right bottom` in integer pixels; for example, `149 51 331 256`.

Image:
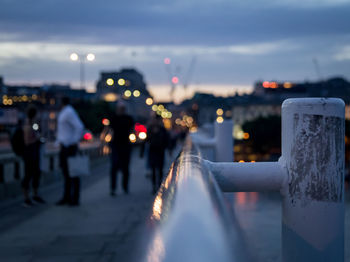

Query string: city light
106 78 114 86
129 133 137 143
133 90 140 97
161 111 167 118
216 116 224 123
243 132 250 139
86 53 95 61
32 123 39 131
164 58 171 64
189 126 198 133
69 52 95 89
124 90 132 97
138 132 147 140
216 108 223 115
146 97 153 105
152 105 158 111
270 82 278 89
70 53 79 61
171 76 179 84
284 82 293 89
158 104 164 110
84 132 93 141
104 93 118 102
262 81 270 88
118 78 126 86
105 134 112 143
102 118 110 126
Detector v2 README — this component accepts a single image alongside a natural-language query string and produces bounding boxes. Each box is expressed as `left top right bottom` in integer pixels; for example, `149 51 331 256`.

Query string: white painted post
214 120 234 162
280 98 345 262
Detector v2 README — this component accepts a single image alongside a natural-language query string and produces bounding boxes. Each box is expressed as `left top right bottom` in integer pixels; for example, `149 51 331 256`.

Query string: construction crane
163 56 197 100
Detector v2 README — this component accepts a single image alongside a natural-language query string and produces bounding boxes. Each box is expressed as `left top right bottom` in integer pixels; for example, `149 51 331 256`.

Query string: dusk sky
1 0 350 102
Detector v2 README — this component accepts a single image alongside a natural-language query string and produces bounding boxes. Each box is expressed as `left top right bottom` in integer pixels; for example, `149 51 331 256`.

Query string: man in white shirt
56 97 84 206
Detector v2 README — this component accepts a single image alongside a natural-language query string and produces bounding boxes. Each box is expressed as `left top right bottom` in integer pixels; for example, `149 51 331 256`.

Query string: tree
242 115 281 155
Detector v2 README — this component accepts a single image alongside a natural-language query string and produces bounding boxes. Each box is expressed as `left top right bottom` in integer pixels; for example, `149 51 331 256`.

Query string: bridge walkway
0 147 177 262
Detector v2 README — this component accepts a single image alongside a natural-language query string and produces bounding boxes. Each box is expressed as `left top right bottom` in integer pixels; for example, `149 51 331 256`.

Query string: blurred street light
146 97 153 105
133 90 140 97
70 53 95 89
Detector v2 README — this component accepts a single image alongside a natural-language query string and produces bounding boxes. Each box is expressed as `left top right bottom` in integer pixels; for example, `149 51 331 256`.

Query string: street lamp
70 53 95 89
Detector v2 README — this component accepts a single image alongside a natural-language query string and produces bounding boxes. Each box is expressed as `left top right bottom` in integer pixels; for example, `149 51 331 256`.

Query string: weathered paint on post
215 120 234 162
280 98 345 262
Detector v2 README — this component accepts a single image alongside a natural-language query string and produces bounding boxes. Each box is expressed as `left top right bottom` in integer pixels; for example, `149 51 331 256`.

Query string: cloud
334 45 350 61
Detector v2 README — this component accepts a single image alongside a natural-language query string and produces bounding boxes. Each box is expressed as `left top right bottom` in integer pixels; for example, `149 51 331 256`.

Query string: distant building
0 78 94 140
253 77 350 103
96 68 153 120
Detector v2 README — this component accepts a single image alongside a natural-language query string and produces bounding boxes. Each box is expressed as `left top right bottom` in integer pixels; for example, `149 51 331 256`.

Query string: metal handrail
143 138 251 262
144 98 345 262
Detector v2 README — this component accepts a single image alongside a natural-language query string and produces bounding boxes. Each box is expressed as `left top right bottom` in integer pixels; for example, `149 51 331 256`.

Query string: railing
144 98 345 262
0 141 106 200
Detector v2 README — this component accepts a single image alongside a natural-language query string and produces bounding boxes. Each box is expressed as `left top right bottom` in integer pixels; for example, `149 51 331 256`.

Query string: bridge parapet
0 142 106 200
145 98 345 262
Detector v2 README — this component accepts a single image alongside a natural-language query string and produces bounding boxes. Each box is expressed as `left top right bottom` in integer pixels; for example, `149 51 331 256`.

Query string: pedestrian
21 106 46 207
56 97 84 206
109 101 134 196
144 114 169 194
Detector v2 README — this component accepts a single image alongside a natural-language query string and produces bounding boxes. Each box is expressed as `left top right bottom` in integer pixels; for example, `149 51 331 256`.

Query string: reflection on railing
235 192 259 207
146 232 165 262
152 194 163 221
143 138 251 262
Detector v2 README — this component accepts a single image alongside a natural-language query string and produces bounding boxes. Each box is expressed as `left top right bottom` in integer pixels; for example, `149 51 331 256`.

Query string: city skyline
0 0 350 102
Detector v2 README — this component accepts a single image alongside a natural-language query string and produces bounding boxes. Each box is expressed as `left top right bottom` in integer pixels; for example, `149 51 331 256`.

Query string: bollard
214 120 234 162
280 98 344 262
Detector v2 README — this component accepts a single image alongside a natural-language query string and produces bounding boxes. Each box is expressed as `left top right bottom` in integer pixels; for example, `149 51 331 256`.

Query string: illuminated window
133 90 140 97
216 108 223 115
118 78 126 86
146 98 153 105
106 78 114 86
124 90 131 97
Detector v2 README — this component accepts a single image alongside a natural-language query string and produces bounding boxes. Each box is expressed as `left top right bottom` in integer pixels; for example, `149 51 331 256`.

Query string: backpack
10 127 25 156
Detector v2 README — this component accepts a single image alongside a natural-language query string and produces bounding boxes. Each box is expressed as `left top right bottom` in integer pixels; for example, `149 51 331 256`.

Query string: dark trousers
21 143 41 191
110 146 131 193
59 144 80 204
149 149 165 191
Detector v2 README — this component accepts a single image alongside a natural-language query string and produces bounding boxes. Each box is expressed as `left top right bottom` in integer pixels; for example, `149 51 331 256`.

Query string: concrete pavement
0 147 175 262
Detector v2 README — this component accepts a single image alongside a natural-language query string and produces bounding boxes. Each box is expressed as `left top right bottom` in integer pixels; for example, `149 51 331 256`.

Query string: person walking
56 97 84 206
145 114 169 194
109 101 134 196
21 106 45 207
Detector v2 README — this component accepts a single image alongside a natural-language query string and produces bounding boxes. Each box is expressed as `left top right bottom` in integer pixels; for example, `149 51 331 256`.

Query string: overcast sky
0 0 350 101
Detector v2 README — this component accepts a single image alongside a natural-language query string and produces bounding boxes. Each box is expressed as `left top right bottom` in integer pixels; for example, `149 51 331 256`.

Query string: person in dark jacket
145 114 169 194
21 106 45 207
109 101 134 195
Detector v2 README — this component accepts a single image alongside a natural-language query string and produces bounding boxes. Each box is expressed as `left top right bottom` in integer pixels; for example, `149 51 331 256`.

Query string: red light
164 58 171 65
270 82 278 89
172 76 179 84
135 123 147 134
84 132 93 140
262 81 270 88
102 118 110 126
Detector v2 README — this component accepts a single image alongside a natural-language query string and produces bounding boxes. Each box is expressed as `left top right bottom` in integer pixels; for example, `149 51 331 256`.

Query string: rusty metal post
280 98 345 262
